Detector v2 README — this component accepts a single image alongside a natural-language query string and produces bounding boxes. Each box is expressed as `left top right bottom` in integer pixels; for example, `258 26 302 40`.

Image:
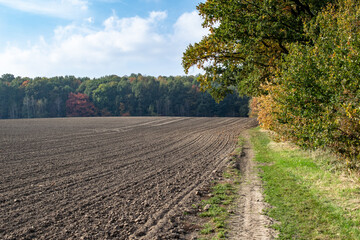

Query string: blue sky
0 0 206 78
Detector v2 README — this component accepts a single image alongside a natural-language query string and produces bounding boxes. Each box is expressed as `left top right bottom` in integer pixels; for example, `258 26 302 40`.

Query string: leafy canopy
183 0 332 100
273 0 360 167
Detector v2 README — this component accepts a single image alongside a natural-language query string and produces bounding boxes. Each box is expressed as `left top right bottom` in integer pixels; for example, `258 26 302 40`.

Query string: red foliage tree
66 92 98 117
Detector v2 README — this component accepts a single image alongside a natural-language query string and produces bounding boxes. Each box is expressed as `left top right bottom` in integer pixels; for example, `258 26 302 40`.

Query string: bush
271 0 360 168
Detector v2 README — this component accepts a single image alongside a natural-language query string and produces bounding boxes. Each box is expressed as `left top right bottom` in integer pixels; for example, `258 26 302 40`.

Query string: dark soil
0 117 257 239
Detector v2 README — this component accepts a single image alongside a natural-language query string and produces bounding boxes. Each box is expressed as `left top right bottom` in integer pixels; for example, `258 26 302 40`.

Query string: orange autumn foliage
249 85 278 130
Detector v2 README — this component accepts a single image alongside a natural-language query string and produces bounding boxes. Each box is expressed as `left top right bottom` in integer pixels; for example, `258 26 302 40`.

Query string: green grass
196 136 243 240
197 174 239 239
250 127 360 239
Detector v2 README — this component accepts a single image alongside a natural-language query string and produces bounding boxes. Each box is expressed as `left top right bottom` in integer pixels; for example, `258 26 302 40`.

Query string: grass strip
250 127 360 239
196 137 244 240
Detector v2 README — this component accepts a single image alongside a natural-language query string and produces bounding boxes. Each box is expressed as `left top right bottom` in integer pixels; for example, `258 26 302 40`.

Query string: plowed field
0 117 257 239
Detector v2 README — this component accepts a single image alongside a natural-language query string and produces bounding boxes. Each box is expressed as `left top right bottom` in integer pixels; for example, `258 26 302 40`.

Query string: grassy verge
195 137 244 240
250 127 360 239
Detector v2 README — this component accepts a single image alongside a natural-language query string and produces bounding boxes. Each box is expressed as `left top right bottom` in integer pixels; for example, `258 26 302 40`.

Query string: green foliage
183 0 332 99
274 0 360 167
0 73 250 119
185 0 360 168
0 75 79 118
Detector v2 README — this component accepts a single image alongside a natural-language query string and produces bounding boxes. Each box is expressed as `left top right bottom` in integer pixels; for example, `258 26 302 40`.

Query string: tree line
183 0 360 168
0 73 249 119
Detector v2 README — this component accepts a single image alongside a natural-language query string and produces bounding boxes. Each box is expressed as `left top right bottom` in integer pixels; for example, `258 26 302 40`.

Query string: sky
0 0 207 78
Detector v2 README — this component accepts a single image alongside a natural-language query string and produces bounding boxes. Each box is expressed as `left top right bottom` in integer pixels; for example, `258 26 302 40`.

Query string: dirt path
228 132 278 240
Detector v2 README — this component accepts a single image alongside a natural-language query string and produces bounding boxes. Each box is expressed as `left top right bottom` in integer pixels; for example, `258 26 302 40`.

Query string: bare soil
0 117 257 239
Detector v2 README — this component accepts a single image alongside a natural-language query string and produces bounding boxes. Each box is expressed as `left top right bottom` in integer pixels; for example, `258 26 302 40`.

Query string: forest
183 0 360 168
0 73 249 119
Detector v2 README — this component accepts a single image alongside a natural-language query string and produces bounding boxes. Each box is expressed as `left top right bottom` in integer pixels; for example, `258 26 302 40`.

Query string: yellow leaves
197 74 212 92
249 83 279 130
183 35 232 73
343 103 359 120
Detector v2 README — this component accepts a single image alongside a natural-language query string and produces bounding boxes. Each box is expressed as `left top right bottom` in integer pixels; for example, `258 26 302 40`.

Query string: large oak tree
182 0 333 100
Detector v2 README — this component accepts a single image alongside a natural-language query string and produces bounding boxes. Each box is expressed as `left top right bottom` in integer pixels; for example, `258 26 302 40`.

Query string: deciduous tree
66 93 98 117
183 0 332 100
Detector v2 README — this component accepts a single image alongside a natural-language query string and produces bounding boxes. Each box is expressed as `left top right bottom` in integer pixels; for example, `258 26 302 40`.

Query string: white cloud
173 11 208 43
0 0 89 19
86 17 94 23
0 11 207 77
